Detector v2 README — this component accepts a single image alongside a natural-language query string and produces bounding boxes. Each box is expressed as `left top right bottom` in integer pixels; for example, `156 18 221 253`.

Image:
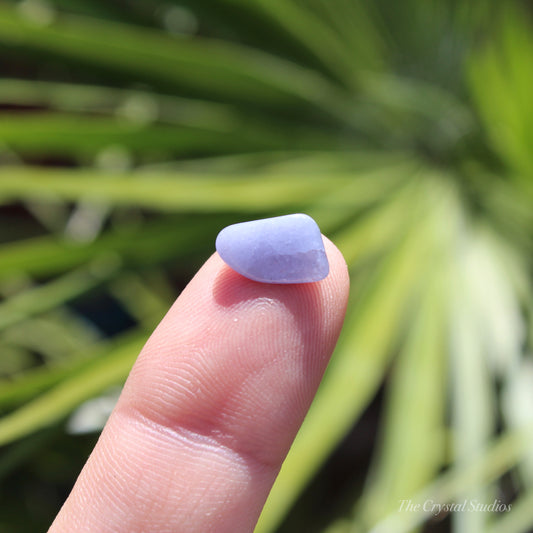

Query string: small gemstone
215 214 329 284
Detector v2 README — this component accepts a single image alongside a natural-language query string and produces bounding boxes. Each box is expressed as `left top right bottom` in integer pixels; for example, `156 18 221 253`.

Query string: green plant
0 1 532 532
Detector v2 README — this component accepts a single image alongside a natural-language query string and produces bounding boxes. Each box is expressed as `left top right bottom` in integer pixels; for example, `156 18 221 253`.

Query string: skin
49 237 349 533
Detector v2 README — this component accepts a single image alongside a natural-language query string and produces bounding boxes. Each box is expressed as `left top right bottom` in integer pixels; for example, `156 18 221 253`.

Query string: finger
49 237 349 533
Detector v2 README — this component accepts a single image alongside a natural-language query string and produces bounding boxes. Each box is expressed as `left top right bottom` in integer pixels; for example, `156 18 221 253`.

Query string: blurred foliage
0 1 533 532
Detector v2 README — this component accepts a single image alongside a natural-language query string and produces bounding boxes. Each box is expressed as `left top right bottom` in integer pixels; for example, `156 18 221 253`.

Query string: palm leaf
0 1 532 532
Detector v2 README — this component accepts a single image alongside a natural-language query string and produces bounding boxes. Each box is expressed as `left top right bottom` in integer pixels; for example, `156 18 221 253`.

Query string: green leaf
3 312 101 363
0 332 144 446
235 0 359 89
0 216 222 279
449 229 508 533
0 78 224 117
357 267 449 528
0 5 353 122
108 271 173 330
0 107 340 159
0 166 354 211
334 172 419 267
487 489 533 533
467 5 533 192
297 0 386 71
502 361 533 490
256 180 444 532
368 426 533 533
0 333 116 409
0 259 119 330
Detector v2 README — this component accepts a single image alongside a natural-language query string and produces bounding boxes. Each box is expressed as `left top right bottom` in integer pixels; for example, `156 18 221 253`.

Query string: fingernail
215 213 329 284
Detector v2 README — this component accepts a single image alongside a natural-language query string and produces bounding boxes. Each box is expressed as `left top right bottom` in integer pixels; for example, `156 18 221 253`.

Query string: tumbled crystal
215 213 329 284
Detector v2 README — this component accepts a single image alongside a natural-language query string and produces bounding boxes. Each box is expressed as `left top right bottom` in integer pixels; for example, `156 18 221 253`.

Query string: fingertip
322 234 350 289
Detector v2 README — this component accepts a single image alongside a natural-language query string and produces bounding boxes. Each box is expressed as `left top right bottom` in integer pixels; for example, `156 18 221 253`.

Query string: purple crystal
215 214 329 284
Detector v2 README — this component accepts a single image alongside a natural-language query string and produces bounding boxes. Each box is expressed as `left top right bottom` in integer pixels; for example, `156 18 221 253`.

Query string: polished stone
215 213 329 284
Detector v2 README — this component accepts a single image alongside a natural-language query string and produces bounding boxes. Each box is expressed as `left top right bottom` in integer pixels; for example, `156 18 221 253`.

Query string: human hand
48 237 349 533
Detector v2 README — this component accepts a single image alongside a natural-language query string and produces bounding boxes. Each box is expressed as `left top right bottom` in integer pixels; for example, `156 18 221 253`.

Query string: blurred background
0 0 533 532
